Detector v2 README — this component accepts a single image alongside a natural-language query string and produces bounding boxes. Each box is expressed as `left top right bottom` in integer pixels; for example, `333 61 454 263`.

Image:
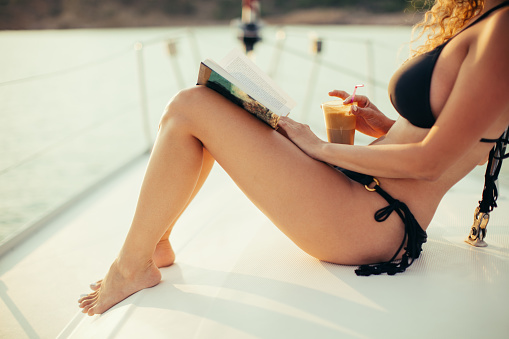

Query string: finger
279 115 298 123
328 90 350 99
278 115 289 124
350 105 374 120
350 105 368 117
278 116 289 126
344 94 370 108
278 116 301 130
276 117 291 139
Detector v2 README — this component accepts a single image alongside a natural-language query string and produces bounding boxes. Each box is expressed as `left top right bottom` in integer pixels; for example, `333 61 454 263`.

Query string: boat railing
0 26 399 256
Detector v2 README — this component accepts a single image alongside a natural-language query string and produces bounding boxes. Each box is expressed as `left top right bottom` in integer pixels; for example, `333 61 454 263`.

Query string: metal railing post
167 39 186 90
134 42 154 151
268 28 286 79
365 39 376 102
301 35 323 122
187 28 202 67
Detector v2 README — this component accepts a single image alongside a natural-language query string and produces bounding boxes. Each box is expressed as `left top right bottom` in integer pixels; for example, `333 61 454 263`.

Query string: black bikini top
388 1 509 130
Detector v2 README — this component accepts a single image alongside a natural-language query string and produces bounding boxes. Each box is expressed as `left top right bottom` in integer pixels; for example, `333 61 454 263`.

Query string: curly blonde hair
411 0 485 57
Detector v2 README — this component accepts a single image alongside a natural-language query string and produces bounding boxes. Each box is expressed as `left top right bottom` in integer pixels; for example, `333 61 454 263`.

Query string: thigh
168 86 404 265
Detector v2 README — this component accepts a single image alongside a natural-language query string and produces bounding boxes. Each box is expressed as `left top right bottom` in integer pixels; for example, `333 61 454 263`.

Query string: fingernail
343 97 351 104
351 105 358 112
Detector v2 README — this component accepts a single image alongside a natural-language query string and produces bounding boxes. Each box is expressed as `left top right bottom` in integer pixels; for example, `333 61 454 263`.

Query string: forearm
317 142 434 180
278 116 441 181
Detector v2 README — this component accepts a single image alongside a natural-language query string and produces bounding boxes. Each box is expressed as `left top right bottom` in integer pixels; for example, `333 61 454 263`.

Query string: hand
277 116 326 161
329 90 395 138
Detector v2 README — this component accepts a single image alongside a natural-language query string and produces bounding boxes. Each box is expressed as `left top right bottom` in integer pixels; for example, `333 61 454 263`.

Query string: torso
370 4 509 229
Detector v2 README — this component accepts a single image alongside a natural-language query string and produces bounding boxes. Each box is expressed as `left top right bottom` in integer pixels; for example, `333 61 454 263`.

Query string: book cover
196 49 295 129
197 62 280 128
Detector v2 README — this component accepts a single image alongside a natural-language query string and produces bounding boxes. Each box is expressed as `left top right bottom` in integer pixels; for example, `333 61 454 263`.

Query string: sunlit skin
78 0 509 316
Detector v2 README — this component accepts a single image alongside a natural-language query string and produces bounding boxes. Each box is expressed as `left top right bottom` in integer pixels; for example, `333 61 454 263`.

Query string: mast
238 0 262 53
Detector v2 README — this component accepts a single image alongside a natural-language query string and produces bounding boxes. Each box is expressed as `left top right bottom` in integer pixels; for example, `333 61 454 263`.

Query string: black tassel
478 132 508 214
355 256 409 276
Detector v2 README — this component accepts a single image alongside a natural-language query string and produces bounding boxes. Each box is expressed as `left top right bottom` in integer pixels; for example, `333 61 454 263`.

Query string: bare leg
79 92 216 315
86 126 214 294
79 86 404 315
152 148 214 267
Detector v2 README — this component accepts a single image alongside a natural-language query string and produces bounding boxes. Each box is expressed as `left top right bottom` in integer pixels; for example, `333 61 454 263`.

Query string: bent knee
160 86 211 129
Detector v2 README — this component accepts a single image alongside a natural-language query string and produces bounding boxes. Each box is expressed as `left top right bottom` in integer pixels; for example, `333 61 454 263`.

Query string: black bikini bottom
337 168 428 276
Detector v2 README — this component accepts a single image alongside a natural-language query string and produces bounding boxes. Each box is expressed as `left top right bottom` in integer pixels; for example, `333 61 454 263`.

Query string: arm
280 13 509 180
277 118 429 179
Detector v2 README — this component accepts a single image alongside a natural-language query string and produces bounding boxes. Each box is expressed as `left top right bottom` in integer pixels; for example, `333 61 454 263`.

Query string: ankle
115 253 155 278
153 240 176 268
157 237 169 245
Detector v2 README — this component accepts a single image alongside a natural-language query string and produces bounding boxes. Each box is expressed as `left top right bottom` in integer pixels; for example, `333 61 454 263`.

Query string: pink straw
350 84 364 103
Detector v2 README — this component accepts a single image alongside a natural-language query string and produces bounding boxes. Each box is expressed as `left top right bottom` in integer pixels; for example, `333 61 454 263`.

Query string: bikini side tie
354 177 427 276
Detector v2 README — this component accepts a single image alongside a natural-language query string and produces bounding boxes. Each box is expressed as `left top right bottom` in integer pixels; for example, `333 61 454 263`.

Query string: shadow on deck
1 154 508 339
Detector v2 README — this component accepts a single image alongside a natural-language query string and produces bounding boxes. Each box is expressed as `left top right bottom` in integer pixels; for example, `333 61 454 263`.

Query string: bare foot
153 239 175 268
78 258 161 316
87 242 174 292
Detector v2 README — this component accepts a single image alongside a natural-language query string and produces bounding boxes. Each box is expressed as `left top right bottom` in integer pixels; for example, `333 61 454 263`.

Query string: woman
79 0 509 315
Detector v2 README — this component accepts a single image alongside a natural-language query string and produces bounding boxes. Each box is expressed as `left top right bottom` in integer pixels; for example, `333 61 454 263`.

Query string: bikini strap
467 1 509 30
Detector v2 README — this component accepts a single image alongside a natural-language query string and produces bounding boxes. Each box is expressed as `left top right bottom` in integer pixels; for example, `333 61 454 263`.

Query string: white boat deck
1 154 508 339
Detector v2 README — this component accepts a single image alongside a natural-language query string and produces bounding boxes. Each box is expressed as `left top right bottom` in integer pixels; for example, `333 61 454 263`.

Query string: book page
220 49 296 116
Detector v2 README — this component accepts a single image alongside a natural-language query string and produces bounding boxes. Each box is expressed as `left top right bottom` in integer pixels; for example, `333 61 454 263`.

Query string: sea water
0 25 506 245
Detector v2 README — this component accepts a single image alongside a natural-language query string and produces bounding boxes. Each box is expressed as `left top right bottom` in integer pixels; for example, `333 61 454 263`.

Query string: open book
197 49 296 129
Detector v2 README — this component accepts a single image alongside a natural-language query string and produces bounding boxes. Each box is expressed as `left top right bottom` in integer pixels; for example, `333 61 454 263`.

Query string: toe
82 298 98 314
90 280 102 291
82 304 91 314
88 305 98 316
78 291 98 303
79 295 98 309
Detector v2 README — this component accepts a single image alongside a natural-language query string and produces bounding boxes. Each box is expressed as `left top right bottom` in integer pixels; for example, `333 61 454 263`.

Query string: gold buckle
365 177 380 192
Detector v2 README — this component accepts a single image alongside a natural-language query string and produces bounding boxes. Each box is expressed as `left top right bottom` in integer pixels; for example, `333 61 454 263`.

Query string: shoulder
490 5 509 28
478 6 509 45
472 8 509 76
